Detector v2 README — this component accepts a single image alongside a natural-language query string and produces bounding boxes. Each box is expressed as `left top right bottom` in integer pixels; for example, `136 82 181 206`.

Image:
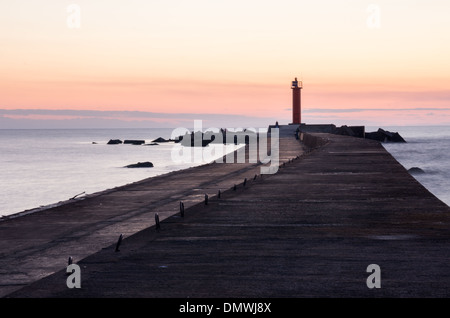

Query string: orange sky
1 1 450 127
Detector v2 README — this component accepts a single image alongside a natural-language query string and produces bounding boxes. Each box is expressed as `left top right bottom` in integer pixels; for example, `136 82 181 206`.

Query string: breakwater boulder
152 137 170 143
408 167 425 174
365 128 406 143
107 139 123 145
178 131 213 147
333 125 365 138
125 162 154 168
176 130 258 147
124 140 145 145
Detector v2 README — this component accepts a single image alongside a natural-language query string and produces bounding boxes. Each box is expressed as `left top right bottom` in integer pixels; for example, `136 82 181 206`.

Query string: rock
388 131 406 143
364 131 385 142
124 140 145 145
176 130 259 147
334 125 356 137
152 137 169 143
178 132 214 147
125 162 154 168
365 128 406 143
107 139 123 145
408 167 425 174
333 125 365 138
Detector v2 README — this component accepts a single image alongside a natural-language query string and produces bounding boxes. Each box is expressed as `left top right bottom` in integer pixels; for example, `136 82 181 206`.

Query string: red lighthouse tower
291 77 302 124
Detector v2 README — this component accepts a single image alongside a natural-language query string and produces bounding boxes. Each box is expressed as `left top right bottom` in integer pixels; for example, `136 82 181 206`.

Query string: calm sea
376 125 450 207
0 126 448 217
0 128 239 217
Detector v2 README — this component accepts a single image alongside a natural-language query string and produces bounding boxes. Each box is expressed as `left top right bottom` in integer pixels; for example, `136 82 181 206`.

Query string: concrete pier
0 127 302 297
2 128 450 298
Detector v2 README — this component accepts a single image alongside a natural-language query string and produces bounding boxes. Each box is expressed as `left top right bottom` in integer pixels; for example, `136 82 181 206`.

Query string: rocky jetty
107 138 170 145
177 130 258 147
177 131 214 147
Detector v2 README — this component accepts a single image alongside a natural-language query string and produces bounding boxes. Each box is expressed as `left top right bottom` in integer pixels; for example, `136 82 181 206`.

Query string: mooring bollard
254 174 257 180
115 234 123 252
205 194 209 205
180 201 185 217
155 213 160 230
233 184 237 191
243 178 247 187
218 190 221 199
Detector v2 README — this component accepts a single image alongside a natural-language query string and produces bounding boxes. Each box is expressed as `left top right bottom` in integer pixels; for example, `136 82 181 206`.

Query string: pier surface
3 128 450 298
0 127 300 297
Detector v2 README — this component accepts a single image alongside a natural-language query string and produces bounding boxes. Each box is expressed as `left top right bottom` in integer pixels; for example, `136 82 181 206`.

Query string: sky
1 0 450 128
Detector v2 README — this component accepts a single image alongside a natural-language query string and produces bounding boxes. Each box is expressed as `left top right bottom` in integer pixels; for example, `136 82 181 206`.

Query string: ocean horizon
0 125 449 218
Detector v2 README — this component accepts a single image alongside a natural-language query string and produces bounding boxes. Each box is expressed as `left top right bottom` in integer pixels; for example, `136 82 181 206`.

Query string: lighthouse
291 77 302 124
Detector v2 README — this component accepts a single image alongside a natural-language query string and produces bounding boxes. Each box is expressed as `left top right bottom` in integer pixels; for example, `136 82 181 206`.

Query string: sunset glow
1 0 450 127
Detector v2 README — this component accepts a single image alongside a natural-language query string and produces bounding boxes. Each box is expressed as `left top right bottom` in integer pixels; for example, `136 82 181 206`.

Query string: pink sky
1 1 450 127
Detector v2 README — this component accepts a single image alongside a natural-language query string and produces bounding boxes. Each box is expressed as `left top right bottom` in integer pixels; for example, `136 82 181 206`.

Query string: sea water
377 125 450 207
0 126 448 218
0 128 240 217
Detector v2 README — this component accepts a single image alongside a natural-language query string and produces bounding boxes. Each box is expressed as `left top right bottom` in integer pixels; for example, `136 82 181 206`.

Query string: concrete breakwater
0 126 303 297
298 132 329 149
3 129 450 298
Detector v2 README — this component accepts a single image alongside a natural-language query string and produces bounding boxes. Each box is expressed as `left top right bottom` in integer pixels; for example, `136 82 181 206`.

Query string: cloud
0 109 276 129
303 107 450 113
